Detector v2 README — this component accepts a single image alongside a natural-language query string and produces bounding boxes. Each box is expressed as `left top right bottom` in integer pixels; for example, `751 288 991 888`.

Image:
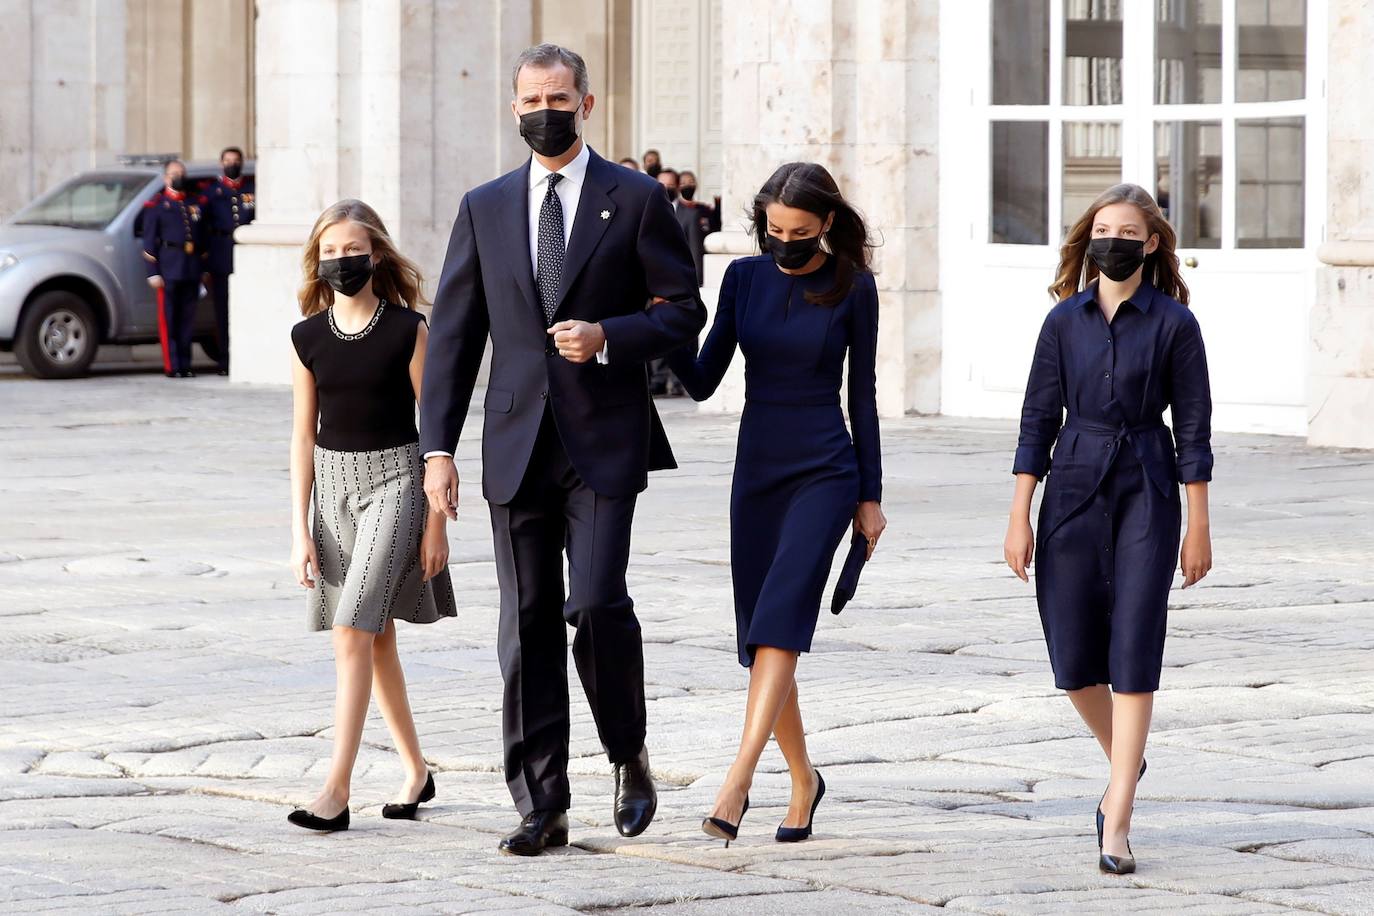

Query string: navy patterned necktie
536 172 565 325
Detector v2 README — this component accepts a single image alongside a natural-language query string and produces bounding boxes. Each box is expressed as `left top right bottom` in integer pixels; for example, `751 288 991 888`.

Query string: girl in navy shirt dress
1004 183 1213 874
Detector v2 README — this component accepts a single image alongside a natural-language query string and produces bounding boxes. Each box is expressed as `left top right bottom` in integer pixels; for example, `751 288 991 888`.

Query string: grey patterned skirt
309 443 457 632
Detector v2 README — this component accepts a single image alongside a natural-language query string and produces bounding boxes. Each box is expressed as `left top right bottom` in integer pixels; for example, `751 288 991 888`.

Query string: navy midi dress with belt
1014 279 1213 693
670 254 882 667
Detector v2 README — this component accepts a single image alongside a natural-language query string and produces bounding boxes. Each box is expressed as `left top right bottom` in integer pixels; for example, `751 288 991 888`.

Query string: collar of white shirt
528 140 591 191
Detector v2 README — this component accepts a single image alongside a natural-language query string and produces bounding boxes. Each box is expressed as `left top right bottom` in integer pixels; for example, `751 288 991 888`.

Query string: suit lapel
556 150 617 312
495 162 542 324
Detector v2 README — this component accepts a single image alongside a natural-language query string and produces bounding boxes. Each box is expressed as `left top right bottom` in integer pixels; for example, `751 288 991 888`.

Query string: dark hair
163 159 184 173
220 146 244 161
619 157 639 168
680 170 697 182
643 148 660 158
1051 182 1189 305
657 167 679 181
751 162 874 307
511 43 589 97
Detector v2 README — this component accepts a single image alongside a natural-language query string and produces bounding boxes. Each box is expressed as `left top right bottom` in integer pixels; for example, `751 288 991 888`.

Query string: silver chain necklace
327 299 386 341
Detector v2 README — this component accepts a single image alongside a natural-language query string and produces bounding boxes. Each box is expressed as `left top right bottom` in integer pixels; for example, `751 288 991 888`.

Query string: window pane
1063 122 1122 236
1155 121 1222 249
991 121 1048 245
1237 0 1306 102
1237 116 1304 248
1155 0 1222 104
1064 0 1122 105
992 0 1049 104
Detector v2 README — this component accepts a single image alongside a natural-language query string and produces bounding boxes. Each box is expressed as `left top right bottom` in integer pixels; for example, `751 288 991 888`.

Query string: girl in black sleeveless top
285 199 456 831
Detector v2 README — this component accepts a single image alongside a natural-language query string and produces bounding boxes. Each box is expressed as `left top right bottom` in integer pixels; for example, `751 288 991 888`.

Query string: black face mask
662 186 679 202
680 185 696 201
223 163 243 180
318 254 375 297
645 162 662 178
765 235 822 270
1088 237 1147 282
169 176 186 193
519 107 580 158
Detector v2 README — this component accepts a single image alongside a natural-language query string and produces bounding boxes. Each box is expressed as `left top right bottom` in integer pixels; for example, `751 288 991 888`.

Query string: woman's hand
854 501 886 560
1180 524 1212 588
1004 516 1035 582
421 519 450 582
290 534 319 589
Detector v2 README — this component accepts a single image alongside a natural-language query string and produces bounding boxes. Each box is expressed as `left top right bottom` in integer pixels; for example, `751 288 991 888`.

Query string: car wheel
14 291 99 379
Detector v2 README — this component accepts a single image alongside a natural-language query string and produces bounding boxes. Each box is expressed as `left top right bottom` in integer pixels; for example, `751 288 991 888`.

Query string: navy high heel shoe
702 795 750 847
1097 757 1146 849
776 769 826 843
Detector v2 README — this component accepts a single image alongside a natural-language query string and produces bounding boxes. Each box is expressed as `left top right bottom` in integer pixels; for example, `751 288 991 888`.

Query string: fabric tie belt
1062 416 1166 445
1042 416 1173 544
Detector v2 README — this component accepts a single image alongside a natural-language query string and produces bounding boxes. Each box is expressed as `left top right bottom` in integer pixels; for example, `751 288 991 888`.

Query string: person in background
642 148 662 177
656 168 705 284
201 146 255 375
141 159 207 379
618 157 641 172
680 170 721 235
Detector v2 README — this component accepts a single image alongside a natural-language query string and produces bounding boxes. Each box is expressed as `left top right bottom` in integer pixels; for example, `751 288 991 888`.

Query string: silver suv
0 160 253 378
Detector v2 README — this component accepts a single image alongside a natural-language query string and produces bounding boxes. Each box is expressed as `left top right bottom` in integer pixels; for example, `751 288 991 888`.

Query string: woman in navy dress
670 163 884 845
1003 183 1213 874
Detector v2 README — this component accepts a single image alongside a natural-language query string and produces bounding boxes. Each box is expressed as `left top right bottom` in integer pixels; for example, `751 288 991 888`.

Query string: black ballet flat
287 806 350 832
382 771 435 820
1097 757 1147 849
702 795 750 847
776 769 826 843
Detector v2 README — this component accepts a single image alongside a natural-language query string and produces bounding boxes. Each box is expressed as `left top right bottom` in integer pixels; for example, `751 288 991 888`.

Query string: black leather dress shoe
613 746 657 837
498 810 569 856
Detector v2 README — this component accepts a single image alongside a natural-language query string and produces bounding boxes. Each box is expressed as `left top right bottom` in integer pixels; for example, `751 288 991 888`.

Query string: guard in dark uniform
142 159 207 378
200 146 255 374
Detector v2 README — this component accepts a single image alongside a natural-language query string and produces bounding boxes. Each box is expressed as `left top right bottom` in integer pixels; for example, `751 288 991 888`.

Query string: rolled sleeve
1170 312 1214 483
1012 312 1064 479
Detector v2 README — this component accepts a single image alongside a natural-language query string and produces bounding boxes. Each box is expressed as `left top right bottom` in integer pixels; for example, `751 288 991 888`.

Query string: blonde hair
1049 182 1189 305
298 199 428 317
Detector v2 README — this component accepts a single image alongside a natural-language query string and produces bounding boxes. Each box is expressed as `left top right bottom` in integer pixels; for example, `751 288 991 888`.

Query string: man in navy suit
420 43 705 856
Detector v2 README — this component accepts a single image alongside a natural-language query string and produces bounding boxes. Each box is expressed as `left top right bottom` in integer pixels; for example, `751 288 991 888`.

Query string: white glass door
939 0 1326 436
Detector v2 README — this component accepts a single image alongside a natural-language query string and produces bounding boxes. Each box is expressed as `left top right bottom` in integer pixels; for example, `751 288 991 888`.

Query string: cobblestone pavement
1 373 1371 915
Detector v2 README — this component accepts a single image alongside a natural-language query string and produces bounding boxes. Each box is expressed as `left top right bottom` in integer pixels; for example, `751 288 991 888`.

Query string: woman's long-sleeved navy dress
670 254 882 667
1014 279 1213 693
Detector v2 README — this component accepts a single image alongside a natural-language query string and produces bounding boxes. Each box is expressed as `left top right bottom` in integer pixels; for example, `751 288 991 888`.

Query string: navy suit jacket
420 147 707 504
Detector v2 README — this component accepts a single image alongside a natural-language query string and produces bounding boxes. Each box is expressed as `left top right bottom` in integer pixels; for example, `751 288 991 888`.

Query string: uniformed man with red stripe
142 159 207 378
201 146 255 375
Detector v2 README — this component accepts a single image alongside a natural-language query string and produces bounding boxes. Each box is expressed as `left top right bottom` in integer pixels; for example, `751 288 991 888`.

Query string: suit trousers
489 406 646 816
161 279 199 374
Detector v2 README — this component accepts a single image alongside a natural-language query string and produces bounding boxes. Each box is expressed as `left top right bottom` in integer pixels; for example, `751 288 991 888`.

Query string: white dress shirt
424 143 606 462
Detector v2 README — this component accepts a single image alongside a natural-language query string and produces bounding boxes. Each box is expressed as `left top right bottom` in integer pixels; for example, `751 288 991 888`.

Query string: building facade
2 0 1369 448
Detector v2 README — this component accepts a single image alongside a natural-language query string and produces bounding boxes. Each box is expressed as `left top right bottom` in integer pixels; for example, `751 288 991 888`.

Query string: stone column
231 0 534 385
1309 0 1374 449
0 0 127 218
702 0 940 417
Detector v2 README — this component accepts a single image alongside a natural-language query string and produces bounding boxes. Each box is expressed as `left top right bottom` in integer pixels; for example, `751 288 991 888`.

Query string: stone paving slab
1 374 1372 913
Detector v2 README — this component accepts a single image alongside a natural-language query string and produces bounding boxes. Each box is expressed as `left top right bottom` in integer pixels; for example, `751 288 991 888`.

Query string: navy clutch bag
830 530 870 615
